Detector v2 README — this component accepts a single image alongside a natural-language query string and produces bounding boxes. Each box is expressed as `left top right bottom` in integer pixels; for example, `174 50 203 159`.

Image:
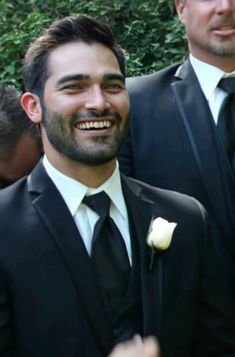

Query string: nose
216 0 234 14
84 85 110 112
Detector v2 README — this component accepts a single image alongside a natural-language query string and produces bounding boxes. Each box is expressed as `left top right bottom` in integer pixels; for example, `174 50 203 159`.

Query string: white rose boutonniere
147 217 177 270
147 217 177 250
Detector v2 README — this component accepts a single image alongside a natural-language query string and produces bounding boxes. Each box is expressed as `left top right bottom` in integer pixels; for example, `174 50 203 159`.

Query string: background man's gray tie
217 77 235 172
83 191 130 318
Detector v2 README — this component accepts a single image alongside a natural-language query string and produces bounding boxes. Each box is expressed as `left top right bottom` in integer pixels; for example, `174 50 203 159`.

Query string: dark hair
0 84 40 160
22 15 126 93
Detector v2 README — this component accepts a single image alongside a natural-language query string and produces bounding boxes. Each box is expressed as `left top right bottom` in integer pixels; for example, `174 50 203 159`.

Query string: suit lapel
171 60 235 241
121 176 164 337
28 162 113 354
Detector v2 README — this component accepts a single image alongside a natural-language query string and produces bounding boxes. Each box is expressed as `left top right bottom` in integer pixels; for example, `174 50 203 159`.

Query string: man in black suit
0 14 234 357
118 0 235 263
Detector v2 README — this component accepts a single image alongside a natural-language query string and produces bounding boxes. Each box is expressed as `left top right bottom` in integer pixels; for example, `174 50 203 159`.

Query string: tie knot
218 77 235 94
83 191 110 217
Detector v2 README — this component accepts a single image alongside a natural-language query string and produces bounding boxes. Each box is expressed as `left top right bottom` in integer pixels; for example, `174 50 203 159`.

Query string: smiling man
0 14 234 357
23 40 129 185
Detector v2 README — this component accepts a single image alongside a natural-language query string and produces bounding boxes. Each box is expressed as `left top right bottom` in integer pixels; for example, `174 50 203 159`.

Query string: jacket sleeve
192 204 235 356
0 270 12 356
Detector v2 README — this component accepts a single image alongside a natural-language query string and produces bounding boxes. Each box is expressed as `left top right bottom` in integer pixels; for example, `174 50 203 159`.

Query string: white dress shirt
190 54 235 124
43 156 132 263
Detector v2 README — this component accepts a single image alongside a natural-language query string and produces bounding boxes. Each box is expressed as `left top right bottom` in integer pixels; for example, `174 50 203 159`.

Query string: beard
41 106 129 166
205 16 235 57
207 39 235 57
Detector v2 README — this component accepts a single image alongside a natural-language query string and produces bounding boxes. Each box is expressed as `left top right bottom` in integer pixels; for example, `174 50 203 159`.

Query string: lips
212 22 235 33
212 25 235 39
75 119 113 130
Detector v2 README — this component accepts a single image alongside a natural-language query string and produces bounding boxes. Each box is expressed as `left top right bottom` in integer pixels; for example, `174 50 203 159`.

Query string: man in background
118 0 235 267
0 84 42 188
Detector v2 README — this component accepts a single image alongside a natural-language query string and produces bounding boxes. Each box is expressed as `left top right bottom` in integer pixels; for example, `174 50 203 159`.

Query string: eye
104 83 125 93
62 84 83 91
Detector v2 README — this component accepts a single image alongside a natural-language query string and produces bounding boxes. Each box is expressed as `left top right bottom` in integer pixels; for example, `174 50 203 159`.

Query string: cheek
112 95 130 117
45 94 83 117
185 5 209 28
122 101 130 120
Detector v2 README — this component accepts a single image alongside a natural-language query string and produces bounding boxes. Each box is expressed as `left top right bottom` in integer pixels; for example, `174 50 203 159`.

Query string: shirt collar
190 54 224 100
96 161 127 221
43 156 127 219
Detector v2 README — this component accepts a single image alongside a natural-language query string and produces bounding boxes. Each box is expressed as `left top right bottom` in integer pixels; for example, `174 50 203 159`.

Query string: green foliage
0 0 187 87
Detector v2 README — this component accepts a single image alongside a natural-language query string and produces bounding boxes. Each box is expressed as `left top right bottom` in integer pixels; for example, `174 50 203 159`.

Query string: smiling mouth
75 119 114 130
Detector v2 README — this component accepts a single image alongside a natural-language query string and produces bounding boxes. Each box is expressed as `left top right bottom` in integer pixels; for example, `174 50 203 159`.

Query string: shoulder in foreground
122 174 207 219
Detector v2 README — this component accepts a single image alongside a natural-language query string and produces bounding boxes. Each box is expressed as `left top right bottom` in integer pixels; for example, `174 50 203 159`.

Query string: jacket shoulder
0 177 28 210
123 175 207 222
127 62 182 94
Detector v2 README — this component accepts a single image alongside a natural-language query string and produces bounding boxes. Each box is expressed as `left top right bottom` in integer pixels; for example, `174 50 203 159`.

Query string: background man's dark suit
0 161 234 357
118 59 235 261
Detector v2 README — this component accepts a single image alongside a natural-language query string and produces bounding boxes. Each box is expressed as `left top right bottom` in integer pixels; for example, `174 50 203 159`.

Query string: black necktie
83 191 130 317
217 77 235 172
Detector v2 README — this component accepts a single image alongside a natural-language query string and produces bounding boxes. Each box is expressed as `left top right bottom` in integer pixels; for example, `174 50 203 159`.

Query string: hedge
0 0 187 88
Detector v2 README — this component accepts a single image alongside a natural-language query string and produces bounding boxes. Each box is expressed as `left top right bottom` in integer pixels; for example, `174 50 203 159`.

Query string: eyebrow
56 73 125 87
103 73 125 83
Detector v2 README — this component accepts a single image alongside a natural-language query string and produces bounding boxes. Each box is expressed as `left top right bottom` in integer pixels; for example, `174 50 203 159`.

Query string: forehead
47 41 121 82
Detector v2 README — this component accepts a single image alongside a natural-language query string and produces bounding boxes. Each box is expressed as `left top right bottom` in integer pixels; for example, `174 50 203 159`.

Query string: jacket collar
28 161 113 354
172 60 235 246
121 175 166 336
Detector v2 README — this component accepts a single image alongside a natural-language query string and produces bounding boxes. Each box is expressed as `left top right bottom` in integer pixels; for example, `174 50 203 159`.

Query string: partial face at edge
0 133 42 188
175 0 235 63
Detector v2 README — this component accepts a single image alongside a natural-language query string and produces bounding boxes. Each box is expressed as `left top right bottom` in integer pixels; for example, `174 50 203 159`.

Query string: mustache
211 16 235 29
70 109 122 124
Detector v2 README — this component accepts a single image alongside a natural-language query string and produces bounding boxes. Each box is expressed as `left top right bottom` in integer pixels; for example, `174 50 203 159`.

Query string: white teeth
77 121 112 130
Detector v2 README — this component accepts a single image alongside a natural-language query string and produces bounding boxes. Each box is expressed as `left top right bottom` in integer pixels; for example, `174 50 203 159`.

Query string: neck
203 57 235 73
46 152 116 188
190 49 235 73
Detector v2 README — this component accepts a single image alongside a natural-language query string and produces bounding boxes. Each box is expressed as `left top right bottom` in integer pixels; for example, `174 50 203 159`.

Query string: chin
80 154 116 166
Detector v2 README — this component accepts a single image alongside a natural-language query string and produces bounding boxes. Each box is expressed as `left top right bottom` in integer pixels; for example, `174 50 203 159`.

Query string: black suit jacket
118 59 235 257
0 161 234 356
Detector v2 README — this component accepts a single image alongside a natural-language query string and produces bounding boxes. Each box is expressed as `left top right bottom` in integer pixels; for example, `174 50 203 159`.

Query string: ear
21 92 42 124
175 0 186 24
